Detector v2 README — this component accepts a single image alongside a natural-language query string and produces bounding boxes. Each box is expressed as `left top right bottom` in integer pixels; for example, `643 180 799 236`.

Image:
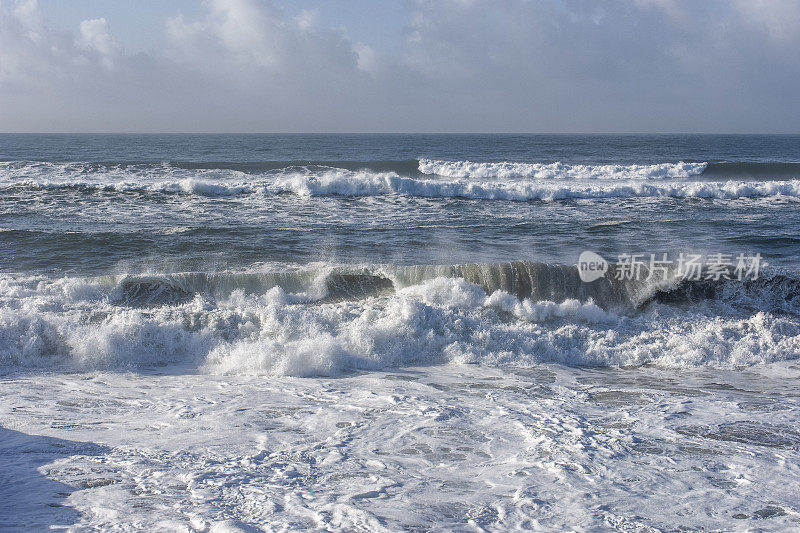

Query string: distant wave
418 159 708 179
6 159 800 179
4 160 800 202
5 172 800 202
419 159 800 180
268 172 800 201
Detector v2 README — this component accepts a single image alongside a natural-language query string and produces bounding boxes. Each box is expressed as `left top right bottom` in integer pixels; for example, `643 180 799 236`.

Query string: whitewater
2 134 800 531
5 159 800 201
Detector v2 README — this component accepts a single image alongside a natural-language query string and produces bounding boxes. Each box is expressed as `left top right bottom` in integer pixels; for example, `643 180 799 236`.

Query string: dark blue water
2 133 799 164
1 134 799 275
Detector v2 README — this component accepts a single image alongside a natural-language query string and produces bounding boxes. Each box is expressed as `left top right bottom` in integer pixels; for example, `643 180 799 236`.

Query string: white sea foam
268 169 800 201
3 160 800 201
159 178 254 196
418 158 708 179
4 362 800 531
0 161 254 197
2 272 799 375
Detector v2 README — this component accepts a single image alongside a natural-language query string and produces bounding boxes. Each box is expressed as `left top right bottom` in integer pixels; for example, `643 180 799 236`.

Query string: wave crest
418 159 708 179
4 160 800 201
2 263 800 375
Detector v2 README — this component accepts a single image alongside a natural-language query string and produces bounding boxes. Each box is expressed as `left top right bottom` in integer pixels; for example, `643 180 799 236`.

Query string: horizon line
2 132 800 136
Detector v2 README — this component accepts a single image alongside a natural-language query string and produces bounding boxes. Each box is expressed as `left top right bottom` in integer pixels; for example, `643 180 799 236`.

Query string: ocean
1 134 800 530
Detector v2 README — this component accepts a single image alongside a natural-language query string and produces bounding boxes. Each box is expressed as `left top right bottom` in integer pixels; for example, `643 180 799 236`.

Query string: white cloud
734 0 800 44
354 42 378 73
295 9 318 31
77 18 117 66
165 0 282 68
0 0 798 132
397 0 800 132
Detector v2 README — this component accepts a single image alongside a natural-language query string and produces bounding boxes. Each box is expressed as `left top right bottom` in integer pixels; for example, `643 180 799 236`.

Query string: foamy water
2 134 800 530
2 265 800 376
4 159 800 201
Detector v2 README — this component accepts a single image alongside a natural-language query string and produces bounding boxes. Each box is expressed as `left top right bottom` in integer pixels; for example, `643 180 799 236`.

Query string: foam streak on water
3 363 800 531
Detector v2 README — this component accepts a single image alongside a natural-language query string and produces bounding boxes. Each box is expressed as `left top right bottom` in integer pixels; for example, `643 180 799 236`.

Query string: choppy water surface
1 134 800 530
2 134 800 372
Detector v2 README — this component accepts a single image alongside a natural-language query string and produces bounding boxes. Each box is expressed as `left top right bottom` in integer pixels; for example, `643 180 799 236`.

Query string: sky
1 0 799 133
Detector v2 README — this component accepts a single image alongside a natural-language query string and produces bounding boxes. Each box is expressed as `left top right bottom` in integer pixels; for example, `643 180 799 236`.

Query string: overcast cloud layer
1 0 799 133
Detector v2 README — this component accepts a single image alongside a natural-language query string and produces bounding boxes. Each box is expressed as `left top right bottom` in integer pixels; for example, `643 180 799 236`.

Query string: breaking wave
5 173 800 202
418 159 708 179
268 173 800 201
1 261 799 375
3 159 800 201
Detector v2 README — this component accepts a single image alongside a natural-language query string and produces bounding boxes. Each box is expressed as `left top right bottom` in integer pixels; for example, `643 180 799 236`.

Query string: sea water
1 134 799 530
